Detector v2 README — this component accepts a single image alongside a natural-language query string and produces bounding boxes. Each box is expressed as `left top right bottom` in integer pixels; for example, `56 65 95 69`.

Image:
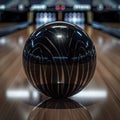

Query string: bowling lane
0 24 120 120
0 23 18 28
0 22 30 38
103 22 120 29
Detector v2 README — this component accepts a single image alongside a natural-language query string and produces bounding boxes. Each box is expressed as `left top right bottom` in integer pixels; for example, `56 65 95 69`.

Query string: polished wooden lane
0 24 120 120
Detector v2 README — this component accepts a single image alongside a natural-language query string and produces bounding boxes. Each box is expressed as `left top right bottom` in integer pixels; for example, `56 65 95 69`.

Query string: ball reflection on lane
28 98 92 120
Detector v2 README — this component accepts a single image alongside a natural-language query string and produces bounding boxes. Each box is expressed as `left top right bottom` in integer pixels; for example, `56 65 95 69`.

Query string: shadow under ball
23 21 96 98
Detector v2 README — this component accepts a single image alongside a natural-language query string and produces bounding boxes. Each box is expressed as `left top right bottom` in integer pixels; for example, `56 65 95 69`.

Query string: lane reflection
6 86 44 105
5 83 108 120
28 98 92 120
71 89 107 106
6 86 108 106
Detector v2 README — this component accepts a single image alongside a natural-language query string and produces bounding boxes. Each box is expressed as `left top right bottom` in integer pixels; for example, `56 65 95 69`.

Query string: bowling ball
23 21 96 98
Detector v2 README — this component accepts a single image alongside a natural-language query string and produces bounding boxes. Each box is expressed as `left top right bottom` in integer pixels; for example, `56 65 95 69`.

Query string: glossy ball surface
23 21 96 98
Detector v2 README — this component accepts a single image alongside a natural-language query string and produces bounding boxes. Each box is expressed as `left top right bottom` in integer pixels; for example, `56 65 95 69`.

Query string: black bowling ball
23 21 96 98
